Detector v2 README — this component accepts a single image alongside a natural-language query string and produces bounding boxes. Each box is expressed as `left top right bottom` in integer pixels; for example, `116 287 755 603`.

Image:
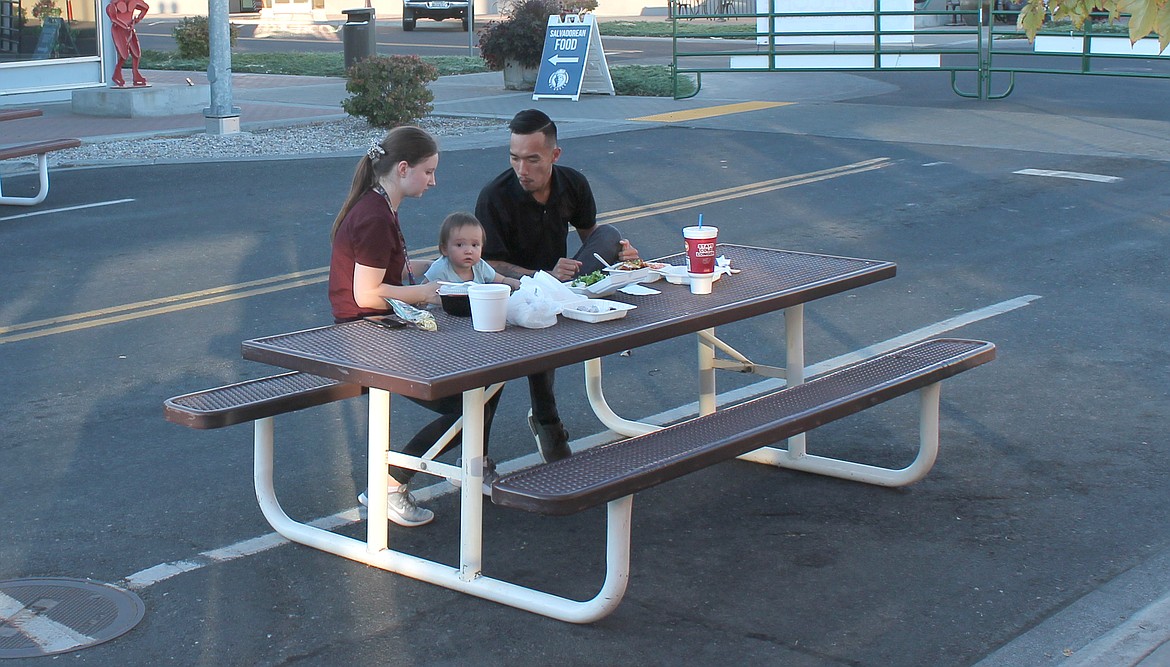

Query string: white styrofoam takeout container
560 299 637 323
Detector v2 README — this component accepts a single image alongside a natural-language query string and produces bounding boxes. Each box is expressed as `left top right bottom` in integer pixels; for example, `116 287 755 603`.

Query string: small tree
172 15 239 59
1017 0 1169 53
477 0 562 71
561 0 598 12
342 55 439 128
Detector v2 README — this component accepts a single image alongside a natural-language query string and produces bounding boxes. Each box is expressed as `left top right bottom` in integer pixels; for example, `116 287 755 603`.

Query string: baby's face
443 225 484 270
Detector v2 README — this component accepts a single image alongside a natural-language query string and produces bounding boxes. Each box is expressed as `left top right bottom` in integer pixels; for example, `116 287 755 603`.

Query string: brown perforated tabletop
241 245 896 400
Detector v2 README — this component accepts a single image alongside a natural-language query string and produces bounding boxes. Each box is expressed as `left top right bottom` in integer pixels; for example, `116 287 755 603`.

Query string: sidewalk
2 59 1170 666
6 65 1170 163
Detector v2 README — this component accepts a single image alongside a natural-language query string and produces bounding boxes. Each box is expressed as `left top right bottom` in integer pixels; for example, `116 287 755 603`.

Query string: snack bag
384 298 438 331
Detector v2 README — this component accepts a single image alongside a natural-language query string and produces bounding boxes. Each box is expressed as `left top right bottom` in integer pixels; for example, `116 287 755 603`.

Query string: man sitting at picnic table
475 109 641 463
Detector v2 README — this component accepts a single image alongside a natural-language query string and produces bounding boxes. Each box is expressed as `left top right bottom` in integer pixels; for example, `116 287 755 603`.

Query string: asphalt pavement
3 34 1170 667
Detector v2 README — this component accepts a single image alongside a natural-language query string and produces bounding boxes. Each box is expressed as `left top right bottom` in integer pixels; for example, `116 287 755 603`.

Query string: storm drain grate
0 578 144 659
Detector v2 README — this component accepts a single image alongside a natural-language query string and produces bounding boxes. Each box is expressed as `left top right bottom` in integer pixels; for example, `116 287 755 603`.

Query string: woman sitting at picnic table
328 126 503 528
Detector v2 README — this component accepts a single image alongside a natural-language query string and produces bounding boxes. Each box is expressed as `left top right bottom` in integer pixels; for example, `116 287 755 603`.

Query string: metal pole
205 0 240 134
467 0 475 55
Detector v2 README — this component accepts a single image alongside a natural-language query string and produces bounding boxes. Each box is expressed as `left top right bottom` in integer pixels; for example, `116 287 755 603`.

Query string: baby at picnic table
424 212 521 289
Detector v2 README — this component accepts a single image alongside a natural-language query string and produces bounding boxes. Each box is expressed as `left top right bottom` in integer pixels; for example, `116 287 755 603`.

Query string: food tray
654 265 724 286
561 299 637 323
568 281 618 298
437 282 473 296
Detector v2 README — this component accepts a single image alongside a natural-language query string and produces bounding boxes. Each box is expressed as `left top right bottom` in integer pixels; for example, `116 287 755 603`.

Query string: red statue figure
106 0 149 87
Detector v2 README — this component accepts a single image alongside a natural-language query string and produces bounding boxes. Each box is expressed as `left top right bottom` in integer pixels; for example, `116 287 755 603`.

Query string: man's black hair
509 109 557 143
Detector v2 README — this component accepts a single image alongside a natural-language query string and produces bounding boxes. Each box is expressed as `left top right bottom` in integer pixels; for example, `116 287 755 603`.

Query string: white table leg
698 327 717 416
785 305 807 456
367 388 391 552
459 387 486 582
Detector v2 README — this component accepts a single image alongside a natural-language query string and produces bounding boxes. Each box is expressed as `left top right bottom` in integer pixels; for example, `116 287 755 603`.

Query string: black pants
525 224 625 426
528 369 557 425
389 388 504 485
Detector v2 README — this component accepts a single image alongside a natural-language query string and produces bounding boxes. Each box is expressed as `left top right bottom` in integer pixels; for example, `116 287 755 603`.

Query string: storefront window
0 0 100 62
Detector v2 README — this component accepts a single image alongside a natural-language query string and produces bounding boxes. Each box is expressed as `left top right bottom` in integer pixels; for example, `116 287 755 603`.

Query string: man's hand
617 239 640 263
551 257 583 281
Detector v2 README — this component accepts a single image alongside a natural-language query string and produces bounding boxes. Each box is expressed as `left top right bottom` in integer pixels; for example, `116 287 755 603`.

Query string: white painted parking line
0 591 94 653
121 295 1041 590
1015 169 1122 183
0 199 135 222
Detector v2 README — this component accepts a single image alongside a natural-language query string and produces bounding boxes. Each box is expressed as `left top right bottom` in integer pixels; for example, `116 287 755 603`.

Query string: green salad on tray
571 270 606 287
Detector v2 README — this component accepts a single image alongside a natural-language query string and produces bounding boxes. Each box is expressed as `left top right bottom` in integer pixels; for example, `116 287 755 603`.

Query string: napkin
619 283 661 296
715 255 734 278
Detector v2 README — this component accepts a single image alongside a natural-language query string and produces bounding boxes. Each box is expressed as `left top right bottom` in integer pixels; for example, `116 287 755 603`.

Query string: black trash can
341 8 377 69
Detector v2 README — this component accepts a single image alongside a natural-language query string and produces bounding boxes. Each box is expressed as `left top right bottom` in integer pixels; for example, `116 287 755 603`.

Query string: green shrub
477 0 562 71
341 55 439 128
172 16 239 59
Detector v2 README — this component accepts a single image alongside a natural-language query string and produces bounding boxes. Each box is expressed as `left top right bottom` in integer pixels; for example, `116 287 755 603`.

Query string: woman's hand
354 263 439 309
404 282 441 306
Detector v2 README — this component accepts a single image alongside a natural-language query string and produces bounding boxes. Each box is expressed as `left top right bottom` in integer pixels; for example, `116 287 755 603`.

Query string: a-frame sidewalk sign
532 13 615 101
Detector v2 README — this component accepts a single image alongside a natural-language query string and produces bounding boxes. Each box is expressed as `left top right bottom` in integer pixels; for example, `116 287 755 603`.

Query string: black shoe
527 409 571 463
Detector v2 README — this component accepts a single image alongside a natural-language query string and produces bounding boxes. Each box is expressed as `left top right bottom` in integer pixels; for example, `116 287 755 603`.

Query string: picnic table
167 244 995 621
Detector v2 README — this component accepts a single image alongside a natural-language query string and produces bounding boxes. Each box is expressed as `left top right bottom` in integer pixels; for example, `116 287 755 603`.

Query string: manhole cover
0 578 144 659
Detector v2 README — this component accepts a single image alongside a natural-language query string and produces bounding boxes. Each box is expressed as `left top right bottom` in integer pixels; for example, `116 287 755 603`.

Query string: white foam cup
467 283 510 332
688 272 714 295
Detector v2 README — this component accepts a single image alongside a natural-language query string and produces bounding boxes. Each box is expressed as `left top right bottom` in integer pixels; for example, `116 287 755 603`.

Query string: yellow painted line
599 158 891 224
629 101 792 123
0 266 328 336
0 159 891 344
0 246 441 345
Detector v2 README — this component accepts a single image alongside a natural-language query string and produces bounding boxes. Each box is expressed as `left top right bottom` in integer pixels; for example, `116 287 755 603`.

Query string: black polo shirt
475 164 597 272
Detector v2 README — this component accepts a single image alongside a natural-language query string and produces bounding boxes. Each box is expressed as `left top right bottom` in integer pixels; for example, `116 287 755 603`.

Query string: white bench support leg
0 153 52 206
738 381 943 487
584 358 660 437
252 392 633 623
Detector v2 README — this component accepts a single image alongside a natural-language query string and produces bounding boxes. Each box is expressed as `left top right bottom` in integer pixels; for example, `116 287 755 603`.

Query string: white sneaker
357 485 434 527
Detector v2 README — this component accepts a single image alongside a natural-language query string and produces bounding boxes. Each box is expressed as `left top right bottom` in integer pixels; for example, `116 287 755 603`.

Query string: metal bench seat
164 371 363 430
0 138 83 206
491 338 996 515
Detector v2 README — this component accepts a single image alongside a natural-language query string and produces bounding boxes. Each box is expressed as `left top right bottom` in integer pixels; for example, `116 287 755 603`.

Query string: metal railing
669 0 1170 100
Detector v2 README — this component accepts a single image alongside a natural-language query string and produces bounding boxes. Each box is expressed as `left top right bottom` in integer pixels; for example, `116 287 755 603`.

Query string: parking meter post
341 7 377 69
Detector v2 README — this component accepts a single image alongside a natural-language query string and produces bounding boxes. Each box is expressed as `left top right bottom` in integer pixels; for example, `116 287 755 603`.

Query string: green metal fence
669 0 1170 100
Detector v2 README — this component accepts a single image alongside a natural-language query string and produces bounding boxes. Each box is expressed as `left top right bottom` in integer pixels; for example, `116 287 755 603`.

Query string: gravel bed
22 116 509 169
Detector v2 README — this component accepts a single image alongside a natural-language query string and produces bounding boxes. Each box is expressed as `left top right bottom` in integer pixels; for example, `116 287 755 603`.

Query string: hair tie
366 144 385 161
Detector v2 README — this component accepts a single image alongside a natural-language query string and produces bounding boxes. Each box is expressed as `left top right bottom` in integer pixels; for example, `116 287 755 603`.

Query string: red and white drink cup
683 225 718 294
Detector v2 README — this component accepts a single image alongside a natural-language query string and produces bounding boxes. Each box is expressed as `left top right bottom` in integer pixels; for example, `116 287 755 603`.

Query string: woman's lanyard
372 184 416 286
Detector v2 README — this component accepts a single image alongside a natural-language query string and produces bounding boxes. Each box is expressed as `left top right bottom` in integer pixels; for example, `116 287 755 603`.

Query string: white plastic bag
527 270 582 306
506 276 563 329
